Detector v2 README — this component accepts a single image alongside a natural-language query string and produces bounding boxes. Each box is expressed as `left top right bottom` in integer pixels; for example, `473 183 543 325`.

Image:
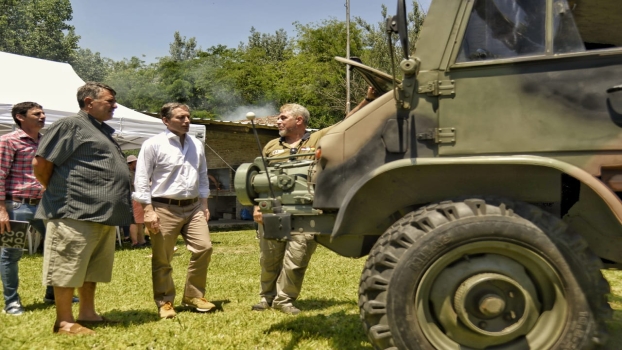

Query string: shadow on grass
97 299 232 326
24 301 54 312
263 299 370 349
267 309 371 350
295 298 358 312
97 309 160 327
605 309 622 350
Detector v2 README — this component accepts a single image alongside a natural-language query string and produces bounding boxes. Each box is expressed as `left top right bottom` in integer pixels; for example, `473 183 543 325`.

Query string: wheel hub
478 294 506 317
453 273 529 336
425 254 542 348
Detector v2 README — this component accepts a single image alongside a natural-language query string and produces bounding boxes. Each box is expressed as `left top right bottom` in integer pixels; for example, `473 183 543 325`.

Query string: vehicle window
553 0 585 53
456 0 546 62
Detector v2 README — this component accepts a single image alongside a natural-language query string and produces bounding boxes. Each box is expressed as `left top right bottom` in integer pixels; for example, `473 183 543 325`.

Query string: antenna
246 112 280 212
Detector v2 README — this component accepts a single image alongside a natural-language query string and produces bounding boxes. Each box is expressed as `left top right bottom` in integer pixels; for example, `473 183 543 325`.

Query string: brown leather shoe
159 301 177 319
53 323 95 335
182 297 215 312
251 301 271 311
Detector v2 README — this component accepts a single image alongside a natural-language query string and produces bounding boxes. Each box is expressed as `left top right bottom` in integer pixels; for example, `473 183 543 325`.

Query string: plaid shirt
0 128 44 200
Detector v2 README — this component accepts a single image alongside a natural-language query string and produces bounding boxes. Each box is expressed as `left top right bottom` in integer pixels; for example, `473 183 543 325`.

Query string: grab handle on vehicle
607 85 622 93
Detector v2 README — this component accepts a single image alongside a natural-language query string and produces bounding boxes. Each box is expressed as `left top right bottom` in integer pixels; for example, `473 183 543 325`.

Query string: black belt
151 197 198 206
5 195 41 205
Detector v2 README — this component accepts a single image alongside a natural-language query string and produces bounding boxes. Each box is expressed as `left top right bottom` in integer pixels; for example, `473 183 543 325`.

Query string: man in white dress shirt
133 102 213 319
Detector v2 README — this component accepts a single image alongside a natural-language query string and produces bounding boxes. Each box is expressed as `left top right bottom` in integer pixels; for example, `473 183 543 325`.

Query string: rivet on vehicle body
479 321 487 329
299 228 304 232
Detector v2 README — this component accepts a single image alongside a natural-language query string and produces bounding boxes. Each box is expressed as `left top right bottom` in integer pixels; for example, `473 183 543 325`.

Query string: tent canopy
0 52 205 150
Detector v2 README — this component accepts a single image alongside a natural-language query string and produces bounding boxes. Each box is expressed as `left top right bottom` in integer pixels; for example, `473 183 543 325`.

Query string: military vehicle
235 0 622 348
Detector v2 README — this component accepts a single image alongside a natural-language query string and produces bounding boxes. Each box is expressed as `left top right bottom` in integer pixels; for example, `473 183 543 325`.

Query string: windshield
335 57 399 94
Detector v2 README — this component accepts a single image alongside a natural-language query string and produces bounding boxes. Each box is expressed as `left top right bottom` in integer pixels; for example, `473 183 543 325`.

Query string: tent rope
205 142 237 172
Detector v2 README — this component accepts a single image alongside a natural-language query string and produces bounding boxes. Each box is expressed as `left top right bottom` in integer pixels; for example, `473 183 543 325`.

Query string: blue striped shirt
35 111 133 226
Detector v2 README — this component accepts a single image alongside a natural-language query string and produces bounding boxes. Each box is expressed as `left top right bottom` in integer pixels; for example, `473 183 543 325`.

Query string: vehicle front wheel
359 198 611 350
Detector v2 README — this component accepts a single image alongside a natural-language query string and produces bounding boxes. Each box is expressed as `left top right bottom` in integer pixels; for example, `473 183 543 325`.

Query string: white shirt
133 129 209 204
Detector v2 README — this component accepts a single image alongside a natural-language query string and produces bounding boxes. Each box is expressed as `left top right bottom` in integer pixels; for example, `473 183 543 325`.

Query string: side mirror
386 0 410 60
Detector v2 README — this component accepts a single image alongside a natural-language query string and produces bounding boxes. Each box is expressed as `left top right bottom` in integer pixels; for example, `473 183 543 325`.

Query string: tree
244 27 290 62
169 31 198 62
0 0 79 62
355 0 425 75
70 48 113 82
210 28 293 110
105 57 166 113
275 18 364 128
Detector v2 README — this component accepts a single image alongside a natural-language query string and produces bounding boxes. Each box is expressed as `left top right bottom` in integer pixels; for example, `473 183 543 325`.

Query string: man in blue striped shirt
33 82 132 335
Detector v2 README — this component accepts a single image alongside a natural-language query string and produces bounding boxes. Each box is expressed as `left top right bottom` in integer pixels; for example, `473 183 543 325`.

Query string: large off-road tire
359 198 611 350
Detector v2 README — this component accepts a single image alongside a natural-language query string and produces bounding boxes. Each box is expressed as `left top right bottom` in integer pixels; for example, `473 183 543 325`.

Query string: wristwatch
365 97 374 102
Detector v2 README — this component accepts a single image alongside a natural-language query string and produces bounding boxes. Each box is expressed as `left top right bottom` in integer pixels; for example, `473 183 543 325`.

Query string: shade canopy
0 51 205 150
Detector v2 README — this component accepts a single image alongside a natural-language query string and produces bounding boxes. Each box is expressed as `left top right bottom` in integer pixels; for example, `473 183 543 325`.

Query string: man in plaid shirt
0 102 48 315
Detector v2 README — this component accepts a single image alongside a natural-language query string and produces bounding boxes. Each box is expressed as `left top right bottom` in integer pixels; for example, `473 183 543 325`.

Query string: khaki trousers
151 201 212 306
258 225 317 307
43 219 116 287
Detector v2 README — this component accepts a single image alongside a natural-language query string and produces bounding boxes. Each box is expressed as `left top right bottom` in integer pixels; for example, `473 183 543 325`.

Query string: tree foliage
3 0 426 126
356 0 425 76
71 48 113 82
0 0 79 62
169 31 198 62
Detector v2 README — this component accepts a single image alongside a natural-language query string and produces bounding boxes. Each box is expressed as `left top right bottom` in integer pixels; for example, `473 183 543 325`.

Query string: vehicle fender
330 156 622 262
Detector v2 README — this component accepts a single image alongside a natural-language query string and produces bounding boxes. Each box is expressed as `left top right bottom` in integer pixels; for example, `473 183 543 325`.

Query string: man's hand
200 198 210 222
253 206 263 224
144 209 160 234
366 86 378 100
0 205 10 234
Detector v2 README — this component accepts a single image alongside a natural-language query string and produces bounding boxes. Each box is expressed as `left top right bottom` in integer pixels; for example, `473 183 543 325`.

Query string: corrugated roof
190 115 279 130
138 110 279 129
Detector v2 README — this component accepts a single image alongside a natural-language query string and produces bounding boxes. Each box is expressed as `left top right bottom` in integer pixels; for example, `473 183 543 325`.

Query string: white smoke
220 104 278 121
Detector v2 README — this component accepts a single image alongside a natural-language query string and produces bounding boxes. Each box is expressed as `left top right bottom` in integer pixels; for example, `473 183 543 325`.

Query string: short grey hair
280 103 309 126
77 82 116 108
160 102 190 119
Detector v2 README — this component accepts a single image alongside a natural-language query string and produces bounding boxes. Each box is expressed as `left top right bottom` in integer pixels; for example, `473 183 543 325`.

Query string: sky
69 0 431 63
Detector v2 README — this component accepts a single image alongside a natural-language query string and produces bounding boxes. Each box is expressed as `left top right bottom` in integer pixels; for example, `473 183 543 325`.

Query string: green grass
2 230 622 349
1 230 371 349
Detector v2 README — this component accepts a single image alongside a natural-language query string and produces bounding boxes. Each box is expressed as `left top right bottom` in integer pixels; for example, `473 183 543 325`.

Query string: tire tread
358 197 612 350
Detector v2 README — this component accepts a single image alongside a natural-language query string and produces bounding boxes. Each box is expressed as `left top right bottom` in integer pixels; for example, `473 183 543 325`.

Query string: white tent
0 51 205 150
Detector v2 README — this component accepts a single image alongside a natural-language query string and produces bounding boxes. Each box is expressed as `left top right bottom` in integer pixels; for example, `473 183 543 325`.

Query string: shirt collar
165 129 187 145
15 128 41 141
78 110 116 135
279 131 310 145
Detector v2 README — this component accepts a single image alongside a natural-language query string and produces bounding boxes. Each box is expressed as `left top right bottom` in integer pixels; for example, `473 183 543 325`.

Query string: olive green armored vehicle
235 0 622 348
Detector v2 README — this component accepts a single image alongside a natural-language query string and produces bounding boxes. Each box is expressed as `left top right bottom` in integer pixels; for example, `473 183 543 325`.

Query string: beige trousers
258 225 317 307
151 201 212 306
